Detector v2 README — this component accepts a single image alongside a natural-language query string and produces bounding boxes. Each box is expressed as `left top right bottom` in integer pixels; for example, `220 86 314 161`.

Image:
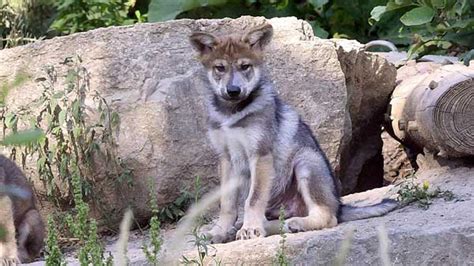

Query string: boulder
0 16 395 225
332 39 397 193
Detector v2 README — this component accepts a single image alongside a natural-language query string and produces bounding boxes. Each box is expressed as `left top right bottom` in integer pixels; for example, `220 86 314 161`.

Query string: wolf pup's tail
338 199 398 223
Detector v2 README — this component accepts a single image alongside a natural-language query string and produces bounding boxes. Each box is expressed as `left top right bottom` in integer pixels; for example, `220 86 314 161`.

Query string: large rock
332 39 397 193
0 16 395 225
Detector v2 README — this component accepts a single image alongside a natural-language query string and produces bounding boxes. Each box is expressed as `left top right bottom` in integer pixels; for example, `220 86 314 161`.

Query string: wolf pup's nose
227 85 241 98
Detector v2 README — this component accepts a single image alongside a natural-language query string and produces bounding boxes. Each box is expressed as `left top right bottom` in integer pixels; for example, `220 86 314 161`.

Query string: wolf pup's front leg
204 156 241 243
236 154 274 240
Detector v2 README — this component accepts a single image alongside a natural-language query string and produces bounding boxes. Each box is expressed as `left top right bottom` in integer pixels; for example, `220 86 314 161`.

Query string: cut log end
434 78 474 155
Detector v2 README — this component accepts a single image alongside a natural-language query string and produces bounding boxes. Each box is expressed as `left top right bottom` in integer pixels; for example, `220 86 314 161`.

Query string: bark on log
388 61 474 157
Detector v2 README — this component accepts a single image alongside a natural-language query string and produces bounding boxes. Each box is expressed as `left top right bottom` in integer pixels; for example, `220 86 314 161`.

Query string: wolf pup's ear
189 32 218 56
242 24 273 50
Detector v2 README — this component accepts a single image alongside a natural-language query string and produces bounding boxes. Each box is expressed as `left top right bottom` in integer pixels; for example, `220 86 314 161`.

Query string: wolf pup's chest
208 125 262 157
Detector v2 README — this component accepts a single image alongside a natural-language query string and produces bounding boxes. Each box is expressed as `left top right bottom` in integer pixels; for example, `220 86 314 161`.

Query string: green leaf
308 21 329 38
370 6 387 24
4 113 17 129
1 128 45 146
308 0 329 10
400 6 435 26
386 0 414 11
462 49 474 66
395 0 412 5
58 109 67 126
431 0 445 9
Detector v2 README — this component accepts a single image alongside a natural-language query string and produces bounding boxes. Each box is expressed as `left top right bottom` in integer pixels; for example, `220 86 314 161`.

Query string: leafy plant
63 158 113 265
0 57 133 264
275 205 289 266
0 0 55 49
50 0 142 35
181 230 221 266
397 179 454 209
1 56 130 212
149 0 389 40
142 178 163 266
370 0 474 58
45 215 65 266
180 175 221 265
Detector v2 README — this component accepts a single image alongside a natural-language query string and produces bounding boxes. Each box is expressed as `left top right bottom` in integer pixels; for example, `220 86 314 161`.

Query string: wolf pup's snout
226 85 241 98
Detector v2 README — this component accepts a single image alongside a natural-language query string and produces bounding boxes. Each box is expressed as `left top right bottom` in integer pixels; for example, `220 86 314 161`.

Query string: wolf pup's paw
286 217 305 233
236 226 266 240
200 225 236 244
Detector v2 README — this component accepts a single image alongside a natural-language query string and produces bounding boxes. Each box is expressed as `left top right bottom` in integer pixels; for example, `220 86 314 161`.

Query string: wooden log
387 61 474 157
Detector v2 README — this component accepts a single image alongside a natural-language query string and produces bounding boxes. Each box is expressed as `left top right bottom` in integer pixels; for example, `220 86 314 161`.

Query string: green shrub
50 0 141 35
370 0 474 59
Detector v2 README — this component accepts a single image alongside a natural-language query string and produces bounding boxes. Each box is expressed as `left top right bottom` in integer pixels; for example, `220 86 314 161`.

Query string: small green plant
142 178 162 266
180 176 221 266
159 177 204 224
65 161 113 265
45 215 65 266
159 189 193 223
397 178 454 209
275 205 289 266
181 230 220 266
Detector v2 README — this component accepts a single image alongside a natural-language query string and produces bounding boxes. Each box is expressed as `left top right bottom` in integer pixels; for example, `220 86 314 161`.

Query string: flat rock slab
27 166 474 265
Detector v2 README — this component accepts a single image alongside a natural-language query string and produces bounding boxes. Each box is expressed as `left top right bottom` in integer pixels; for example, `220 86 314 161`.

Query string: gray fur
338 199 399 223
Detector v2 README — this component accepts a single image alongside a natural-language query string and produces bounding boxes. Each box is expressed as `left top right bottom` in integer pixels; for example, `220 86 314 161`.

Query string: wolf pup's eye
214 65 225 73
241 64 251 71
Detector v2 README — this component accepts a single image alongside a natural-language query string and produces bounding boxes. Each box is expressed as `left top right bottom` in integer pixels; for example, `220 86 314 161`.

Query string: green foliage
62 159 113 266
1 56 129 210
147 0 472 58
370 0 474 58
50 0 141 35
180 175 220 265
0 58 133 265
462 48 474 65
148 0 387 40
182 228 221 265
0 0 55 48
181 230 221 266
45 215 65 266
397 179 454 209
78 219 113 266
158 189 193 223
275 206 289 266
0 70 29 106
142 178 163 266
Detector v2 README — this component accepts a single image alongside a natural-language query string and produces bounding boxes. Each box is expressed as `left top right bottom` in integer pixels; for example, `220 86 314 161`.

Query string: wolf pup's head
190 24 273 102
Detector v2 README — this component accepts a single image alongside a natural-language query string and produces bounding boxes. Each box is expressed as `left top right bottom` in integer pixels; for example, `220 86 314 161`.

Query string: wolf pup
0 155 45 262
190 24 397 243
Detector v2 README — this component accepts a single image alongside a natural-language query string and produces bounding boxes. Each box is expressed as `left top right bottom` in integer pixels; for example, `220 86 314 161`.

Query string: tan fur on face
199 36 263 68
190 24 273 68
